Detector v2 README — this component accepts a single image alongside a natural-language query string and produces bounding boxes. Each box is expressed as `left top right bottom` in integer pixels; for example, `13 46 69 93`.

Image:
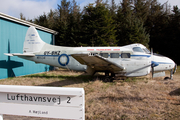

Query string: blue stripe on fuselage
36 54 151 57
131 55 151 58
36 55 71 57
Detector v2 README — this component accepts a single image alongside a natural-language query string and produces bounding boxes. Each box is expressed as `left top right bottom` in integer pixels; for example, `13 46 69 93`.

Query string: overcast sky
0 0 180 20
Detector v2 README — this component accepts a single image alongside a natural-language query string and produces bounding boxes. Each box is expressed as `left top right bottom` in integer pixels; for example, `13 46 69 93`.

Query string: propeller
150 48 159 79
151 48 154 78
150 48 176 80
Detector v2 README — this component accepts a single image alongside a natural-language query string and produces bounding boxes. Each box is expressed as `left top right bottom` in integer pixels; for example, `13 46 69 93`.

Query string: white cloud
0 0 58 20
158 0 180 8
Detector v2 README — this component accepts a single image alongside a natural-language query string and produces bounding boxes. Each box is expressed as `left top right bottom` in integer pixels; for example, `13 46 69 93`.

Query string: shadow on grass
98 96 145 102
169 88 180 96
169 88 180 105
24 73 93 87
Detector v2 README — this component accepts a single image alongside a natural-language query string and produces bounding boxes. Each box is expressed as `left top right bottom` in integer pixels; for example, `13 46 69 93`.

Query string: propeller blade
151 48 154 78
152 66 154 78
150 48 159 79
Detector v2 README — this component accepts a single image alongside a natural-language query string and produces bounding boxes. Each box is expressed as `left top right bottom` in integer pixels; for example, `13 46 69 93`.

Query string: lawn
1 68 180 120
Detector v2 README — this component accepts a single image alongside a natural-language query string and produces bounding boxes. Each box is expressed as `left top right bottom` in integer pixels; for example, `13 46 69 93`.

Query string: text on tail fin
23 26 45 53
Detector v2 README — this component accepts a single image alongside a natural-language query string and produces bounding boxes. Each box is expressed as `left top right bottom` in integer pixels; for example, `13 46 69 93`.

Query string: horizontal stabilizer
4 53 35 57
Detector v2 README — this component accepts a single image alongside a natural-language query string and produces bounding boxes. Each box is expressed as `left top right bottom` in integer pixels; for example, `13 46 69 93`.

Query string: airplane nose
166 57 176 69
169 58 175 65
152 55 176 71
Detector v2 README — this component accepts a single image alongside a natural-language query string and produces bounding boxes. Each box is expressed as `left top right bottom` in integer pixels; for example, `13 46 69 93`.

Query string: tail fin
23 26 45 53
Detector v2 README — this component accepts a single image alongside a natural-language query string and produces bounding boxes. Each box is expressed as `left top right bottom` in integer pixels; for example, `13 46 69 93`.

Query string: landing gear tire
103 72 114 82
164 77 171 80
103 77 113 82
104 77 110 82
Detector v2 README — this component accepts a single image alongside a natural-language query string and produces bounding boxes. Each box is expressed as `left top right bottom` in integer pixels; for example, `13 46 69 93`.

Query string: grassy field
1 68 180 120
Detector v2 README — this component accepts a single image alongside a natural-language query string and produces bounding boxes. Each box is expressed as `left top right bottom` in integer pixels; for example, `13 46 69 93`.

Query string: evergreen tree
34 12 48 28
133 0 150 22
162 6 180 64
116 0 149 47
109 0 117 22
66 0 82 46
147 0 170 51
47 9 56 29
20 13 26 20
81 2 116 46
55 0 71 46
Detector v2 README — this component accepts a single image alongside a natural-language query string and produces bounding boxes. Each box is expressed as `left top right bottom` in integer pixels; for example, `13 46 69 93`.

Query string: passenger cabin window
133 47 144 53
110 53 119 58
92 53 98 55
100 53 108 58
121 53 131 58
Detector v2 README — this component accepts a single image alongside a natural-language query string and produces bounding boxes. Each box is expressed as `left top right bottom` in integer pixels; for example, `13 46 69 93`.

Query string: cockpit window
133 47 144 53
143 48 150 54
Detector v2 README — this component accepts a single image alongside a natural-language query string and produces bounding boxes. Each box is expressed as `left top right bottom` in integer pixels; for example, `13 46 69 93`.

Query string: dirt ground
1 69 180 120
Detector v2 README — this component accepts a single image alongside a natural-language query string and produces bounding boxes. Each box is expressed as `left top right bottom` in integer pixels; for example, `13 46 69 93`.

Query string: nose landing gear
164 64 177 80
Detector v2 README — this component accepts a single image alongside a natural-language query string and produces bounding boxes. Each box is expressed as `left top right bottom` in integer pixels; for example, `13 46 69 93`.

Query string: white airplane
5 26 177 81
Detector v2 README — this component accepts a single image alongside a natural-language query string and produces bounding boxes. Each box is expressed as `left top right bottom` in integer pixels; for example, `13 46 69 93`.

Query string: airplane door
121 53 151 77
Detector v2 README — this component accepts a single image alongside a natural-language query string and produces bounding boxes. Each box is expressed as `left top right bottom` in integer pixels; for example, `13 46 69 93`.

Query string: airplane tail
23 26 45 53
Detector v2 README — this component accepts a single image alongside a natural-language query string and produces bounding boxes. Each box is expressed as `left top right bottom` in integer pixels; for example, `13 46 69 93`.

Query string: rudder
23 26 45 53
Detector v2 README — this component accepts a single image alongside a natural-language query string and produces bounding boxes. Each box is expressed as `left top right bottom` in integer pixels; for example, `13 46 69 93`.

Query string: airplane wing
4 53 35 57
71 53 125 72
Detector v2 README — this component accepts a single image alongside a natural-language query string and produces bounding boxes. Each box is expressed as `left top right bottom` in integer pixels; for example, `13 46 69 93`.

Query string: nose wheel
164 64 177 80
170 64 177 80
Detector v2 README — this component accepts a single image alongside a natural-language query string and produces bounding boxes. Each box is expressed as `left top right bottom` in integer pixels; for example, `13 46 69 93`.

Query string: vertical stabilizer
23 26 45 53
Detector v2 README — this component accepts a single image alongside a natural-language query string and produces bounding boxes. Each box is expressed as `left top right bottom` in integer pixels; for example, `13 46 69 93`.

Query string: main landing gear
103 71 115 82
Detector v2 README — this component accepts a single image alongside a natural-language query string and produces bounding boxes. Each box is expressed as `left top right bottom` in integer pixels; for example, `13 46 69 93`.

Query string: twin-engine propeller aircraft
5 26 177 81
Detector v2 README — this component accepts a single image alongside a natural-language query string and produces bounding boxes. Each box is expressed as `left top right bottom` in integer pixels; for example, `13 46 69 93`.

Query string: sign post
0 85 85 120
0 115 3 120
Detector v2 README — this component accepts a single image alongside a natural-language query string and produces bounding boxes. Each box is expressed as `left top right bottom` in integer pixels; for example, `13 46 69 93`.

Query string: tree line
21 0 180 64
